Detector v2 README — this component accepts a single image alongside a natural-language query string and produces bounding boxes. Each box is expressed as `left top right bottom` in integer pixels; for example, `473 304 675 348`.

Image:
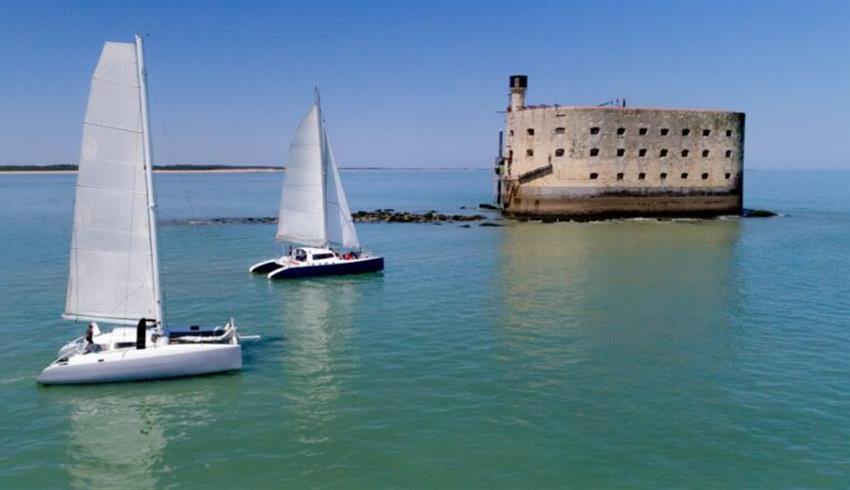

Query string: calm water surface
1 170 848 488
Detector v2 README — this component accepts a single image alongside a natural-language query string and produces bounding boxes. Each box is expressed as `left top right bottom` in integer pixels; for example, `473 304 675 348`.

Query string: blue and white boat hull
268 256 384 279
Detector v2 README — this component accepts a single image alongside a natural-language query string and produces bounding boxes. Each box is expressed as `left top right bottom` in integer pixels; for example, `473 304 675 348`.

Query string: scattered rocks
742 208 778 218
479 222 504 227
168 210 490 226
352 210 486 223
478 203 499 210
167 217 277 226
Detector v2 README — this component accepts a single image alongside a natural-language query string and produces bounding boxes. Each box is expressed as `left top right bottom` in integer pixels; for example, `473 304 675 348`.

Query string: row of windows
520 127 734 137
526 148 734 158
587 172 733 181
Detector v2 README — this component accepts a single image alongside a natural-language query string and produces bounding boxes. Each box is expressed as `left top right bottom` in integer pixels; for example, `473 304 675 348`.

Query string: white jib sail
64 39 161 326
276 105 326 246
323 131 360 250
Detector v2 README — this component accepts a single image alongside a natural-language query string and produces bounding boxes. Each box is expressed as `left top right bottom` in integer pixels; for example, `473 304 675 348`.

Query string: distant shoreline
0 165 490 175
0 165 283 175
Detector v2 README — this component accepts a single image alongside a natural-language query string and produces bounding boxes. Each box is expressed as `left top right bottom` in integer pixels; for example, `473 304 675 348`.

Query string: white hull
37 343 241 385
38 323 242 385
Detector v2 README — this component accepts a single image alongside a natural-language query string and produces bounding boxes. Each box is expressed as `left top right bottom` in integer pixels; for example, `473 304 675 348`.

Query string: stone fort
496 75 744 219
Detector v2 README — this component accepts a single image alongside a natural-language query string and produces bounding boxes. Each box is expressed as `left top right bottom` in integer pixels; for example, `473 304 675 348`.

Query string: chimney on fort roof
509 75 527 112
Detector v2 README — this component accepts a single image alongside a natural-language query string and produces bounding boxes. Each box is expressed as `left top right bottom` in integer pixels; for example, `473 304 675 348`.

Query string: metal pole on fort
496 130 503 205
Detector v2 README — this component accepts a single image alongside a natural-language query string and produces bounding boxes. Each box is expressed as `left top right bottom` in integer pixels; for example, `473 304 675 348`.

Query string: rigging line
145 85 171 326
147 75 198 220
142 45 201 327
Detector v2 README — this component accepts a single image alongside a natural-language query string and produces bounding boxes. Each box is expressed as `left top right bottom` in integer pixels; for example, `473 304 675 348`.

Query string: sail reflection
277 279 358 445
66 389 212 490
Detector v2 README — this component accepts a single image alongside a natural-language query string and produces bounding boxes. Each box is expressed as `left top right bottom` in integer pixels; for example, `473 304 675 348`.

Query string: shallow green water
1 170 848 488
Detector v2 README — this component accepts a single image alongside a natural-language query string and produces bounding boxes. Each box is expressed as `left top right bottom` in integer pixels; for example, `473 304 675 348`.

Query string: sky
0 1 848 169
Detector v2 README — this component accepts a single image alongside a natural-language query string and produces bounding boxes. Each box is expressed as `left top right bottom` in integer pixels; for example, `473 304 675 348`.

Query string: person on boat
83 323 100 353
295 249 307 261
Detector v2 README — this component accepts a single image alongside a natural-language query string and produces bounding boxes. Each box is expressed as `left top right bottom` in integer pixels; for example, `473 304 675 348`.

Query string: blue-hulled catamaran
249 92 383 279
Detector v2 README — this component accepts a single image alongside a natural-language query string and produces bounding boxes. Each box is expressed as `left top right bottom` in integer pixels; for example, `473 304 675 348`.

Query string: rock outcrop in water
352 210 486 223
742 208 778 218
167 210 490 226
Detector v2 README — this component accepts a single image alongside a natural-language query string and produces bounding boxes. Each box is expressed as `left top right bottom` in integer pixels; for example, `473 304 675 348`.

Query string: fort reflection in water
496 219 742 363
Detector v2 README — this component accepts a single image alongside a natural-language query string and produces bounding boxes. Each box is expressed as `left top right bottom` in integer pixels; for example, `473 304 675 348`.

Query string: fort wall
497 76 744 219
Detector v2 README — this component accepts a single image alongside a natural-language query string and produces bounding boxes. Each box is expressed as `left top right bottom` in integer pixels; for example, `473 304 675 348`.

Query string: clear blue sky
1 1 848 169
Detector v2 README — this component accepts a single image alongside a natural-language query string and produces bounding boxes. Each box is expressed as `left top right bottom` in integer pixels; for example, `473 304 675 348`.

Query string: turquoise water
1 170 848 488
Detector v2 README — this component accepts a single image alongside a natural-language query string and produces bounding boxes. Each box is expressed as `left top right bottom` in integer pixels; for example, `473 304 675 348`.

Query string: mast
315 87 329 248
135 34 164 328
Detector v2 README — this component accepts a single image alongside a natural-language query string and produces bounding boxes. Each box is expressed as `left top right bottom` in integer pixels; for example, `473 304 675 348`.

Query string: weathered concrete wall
497 83 745 219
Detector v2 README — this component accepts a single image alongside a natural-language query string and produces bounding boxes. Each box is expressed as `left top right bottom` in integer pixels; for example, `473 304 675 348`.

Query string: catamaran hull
249 258 284 274
37 344 242 385
268 256 384 279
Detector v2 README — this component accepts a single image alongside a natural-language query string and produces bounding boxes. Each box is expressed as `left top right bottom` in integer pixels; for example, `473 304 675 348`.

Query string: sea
0 169 848 488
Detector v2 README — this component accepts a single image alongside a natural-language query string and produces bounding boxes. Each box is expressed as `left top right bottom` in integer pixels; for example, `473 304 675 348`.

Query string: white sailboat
38 35 243 385
249 92 384 279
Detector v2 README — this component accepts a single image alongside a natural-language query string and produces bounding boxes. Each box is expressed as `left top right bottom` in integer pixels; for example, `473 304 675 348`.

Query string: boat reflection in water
276 278 359 446
65 390 212 490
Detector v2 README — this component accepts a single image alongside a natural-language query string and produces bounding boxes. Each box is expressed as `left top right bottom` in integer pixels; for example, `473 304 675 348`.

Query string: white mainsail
276 101 360 250
323 132 360 249
64 36 162 326
276 106 326 246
